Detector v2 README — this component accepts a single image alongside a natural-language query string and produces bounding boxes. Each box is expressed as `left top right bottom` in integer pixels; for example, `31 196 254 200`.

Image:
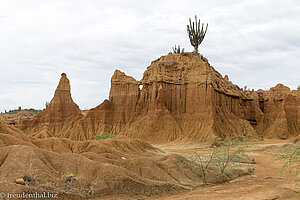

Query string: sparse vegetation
172 45 184 54
211 137 251 174
275 144 300 176
25 108 42 113
191 150 215 183
297 85 300 90
273 143 300 191
62 172 76 189
46 101 50 108
188 135 254 183
2 107 41 114
12 157 39 187
94 132 117 140
62 172 75 178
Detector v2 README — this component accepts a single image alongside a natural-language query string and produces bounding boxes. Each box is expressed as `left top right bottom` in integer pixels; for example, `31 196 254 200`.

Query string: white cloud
0 0 299 111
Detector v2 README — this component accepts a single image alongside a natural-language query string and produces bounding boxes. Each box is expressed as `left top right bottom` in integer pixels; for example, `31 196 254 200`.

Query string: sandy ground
150 139 299 200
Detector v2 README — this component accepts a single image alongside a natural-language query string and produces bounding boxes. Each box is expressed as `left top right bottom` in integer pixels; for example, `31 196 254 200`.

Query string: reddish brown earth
153 140 299 200
1 51 300 199
0 110 35 126
1 120 255 199
19 53 300 142
20 73 83 139
1 118 299 199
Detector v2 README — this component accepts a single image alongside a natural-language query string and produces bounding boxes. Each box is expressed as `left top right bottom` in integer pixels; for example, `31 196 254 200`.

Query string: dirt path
151 142 299 200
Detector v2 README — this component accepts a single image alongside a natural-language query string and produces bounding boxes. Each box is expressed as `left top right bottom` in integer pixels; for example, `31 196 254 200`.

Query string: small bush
94 132 117 140
188 134 254 183
275 144 300 176
211 137 250 174
62 172 76 190
297 85 300 90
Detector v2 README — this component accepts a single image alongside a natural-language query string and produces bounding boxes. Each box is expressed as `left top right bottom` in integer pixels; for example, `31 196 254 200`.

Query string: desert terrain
154 140 299 200
0 52 299 199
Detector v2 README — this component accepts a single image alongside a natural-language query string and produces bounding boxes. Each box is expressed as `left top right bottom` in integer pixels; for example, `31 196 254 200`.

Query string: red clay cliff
20 53 300 142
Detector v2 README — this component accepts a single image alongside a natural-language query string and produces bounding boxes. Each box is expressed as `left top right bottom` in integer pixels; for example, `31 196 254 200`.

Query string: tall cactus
187 15 208 53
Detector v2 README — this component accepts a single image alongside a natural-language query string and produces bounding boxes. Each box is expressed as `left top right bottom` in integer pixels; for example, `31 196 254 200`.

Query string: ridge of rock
20 73 82 137
20 53 300 142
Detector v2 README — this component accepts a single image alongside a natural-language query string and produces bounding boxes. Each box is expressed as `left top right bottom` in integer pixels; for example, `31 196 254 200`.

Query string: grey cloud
0 0 299 111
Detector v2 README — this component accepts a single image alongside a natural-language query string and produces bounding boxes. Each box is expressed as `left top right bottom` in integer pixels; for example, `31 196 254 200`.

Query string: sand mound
0 144 252 199
259 143 297 154
0 121 252 199
0 120 33 147
290 135 300 144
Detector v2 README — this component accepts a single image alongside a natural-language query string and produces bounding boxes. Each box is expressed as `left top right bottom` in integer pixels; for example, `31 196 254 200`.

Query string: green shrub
210 137 250 174
94 132 117 140
275 144 300 176
188 134 254 183
3 108 41 114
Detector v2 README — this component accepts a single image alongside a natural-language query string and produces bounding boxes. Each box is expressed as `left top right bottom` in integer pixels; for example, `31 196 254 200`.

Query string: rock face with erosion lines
19 53 300 142
20 73 83 138
256 84 300 139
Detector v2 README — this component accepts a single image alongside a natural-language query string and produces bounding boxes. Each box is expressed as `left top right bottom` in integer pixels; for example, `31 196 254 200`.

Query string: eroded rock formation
20 53 300 142
20 73 83 138
120 53 258 142
256 84 300 139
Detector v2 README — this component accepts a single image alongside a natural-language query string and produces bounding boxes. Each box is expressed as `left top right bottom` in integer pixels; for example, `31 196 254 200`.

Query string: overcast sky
0 0 299 111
